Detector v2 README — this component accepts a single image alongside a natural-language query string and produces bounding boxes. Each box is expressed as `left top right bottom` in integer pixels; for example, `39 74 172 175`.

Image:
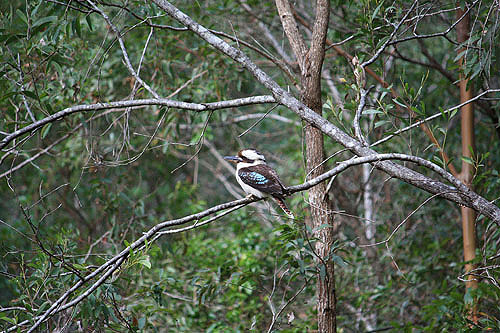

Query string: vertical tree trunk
302 74 336 333
299 1 334 330
456 5 478 321
274 0 334 331
299 2 335 331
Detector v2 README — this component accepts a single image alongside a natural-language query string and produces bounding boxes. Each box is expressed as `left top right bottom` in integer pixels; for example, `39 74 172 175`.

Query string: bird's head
224 148 266 164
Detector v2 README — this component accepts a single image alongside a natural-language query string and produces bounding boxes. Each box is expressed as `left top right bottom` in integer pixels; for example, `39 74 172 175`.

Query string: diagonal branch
18 195 259 332
293 11 460 177
371 89 500 147
388 0 479 46
148 0 500 222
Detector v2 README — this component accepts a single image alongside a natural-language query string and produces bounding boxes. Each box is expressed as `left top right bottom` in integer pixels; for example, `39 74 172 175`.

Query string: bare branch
238 104 280 137
371 89 500 148
267 278 309 333
167 69 208 99
0 96 276 151
388 1 479 46
210 28 298 86
353 87 371 146
1 129 76 179
360 192 444 247
288 153 469 196
17 195 261 332
295 11 459 177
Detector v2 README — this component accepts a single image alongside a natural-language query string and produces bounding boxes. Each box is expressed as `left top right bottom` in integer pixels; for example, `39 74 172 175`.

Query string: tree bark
303 62 336 333
303 105 336 333
456 5 478 321
275 0 335 331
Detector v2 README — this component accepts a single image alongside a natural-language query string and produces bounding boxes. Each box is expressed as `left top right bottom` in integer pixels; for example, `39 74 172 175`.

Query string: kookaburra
224 149 294 219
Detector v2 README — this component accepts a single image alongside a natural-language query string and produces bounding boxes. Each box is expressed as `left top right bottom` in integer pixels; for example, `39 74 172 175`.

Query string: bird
224 148 294 219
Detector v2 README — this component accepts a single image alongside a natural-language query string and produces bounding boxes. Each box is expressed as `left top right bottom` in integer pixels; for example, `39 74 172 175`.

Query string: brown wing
238 164 286 198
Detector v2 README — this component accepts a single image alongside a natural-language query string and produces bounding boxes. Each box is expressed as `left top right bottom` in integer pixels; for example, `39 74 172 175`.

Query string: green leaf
375 35 390 50
32 16 58 28
374 120 390 128
323 97 333 111
16 9 28 25
35 301 51 315
437 127 447 135
21 90 38 100
0 91 18 102
138 255 151 269
332 254 347 267
86 15 93 31
190 131 203 145
319 264 326 281
74 18 82 38
362 109 383 115
461 156 474 165
371 1 385 21
41 123 52 139
73 263 87 270
432 155 444 167
464 288 474 305
0 315 17 324
392 98 407 108
453 50 467 63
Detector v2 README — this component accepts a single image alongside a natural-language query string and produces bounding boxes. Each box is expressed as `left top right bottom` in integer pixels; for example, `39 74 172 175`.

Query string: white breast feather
235 160 267 198
236 175 266 198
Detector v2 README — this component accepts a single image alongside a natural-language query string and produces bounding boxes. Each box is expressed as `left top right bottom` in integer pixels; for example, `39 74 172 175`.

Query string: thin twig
353 87 373 146
86 0 160 98
238 103 280 137
371 89 500 147
170 110 214 173
360 192 444 247
362 1 418 67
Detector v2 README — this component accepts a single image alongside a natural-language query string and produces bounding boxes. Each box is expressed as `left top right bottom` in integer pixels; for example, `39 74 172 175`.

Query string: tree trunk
305 117 336 333
303 74 336 333
456 5 478 322
298 3 336 332
274 0 335 331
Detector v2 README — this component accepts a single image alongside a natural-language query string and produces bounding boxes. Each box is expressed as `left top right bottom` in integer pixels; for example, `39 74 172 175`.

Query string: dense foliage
1 0 499 331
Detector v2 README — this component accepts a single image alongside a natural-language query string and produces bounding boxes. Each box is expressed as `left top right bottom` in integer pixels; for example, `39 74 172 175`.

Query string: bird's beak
224 155 242 163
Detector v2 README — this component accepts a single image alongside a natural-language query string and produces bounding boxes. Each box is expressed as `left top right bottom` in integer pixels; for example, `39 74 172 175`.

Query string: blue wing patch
248 172 269 184
238 166 284 196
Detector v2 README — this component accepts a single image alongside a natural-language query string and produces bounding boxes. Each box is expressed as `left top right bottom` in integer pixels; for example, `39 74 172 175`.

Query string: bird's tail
273 197 294 219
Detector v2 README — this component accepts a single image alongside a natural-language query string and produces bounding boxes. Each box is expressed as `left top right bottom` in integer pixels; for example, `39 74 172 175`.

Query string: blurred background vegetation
1 0 499 331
